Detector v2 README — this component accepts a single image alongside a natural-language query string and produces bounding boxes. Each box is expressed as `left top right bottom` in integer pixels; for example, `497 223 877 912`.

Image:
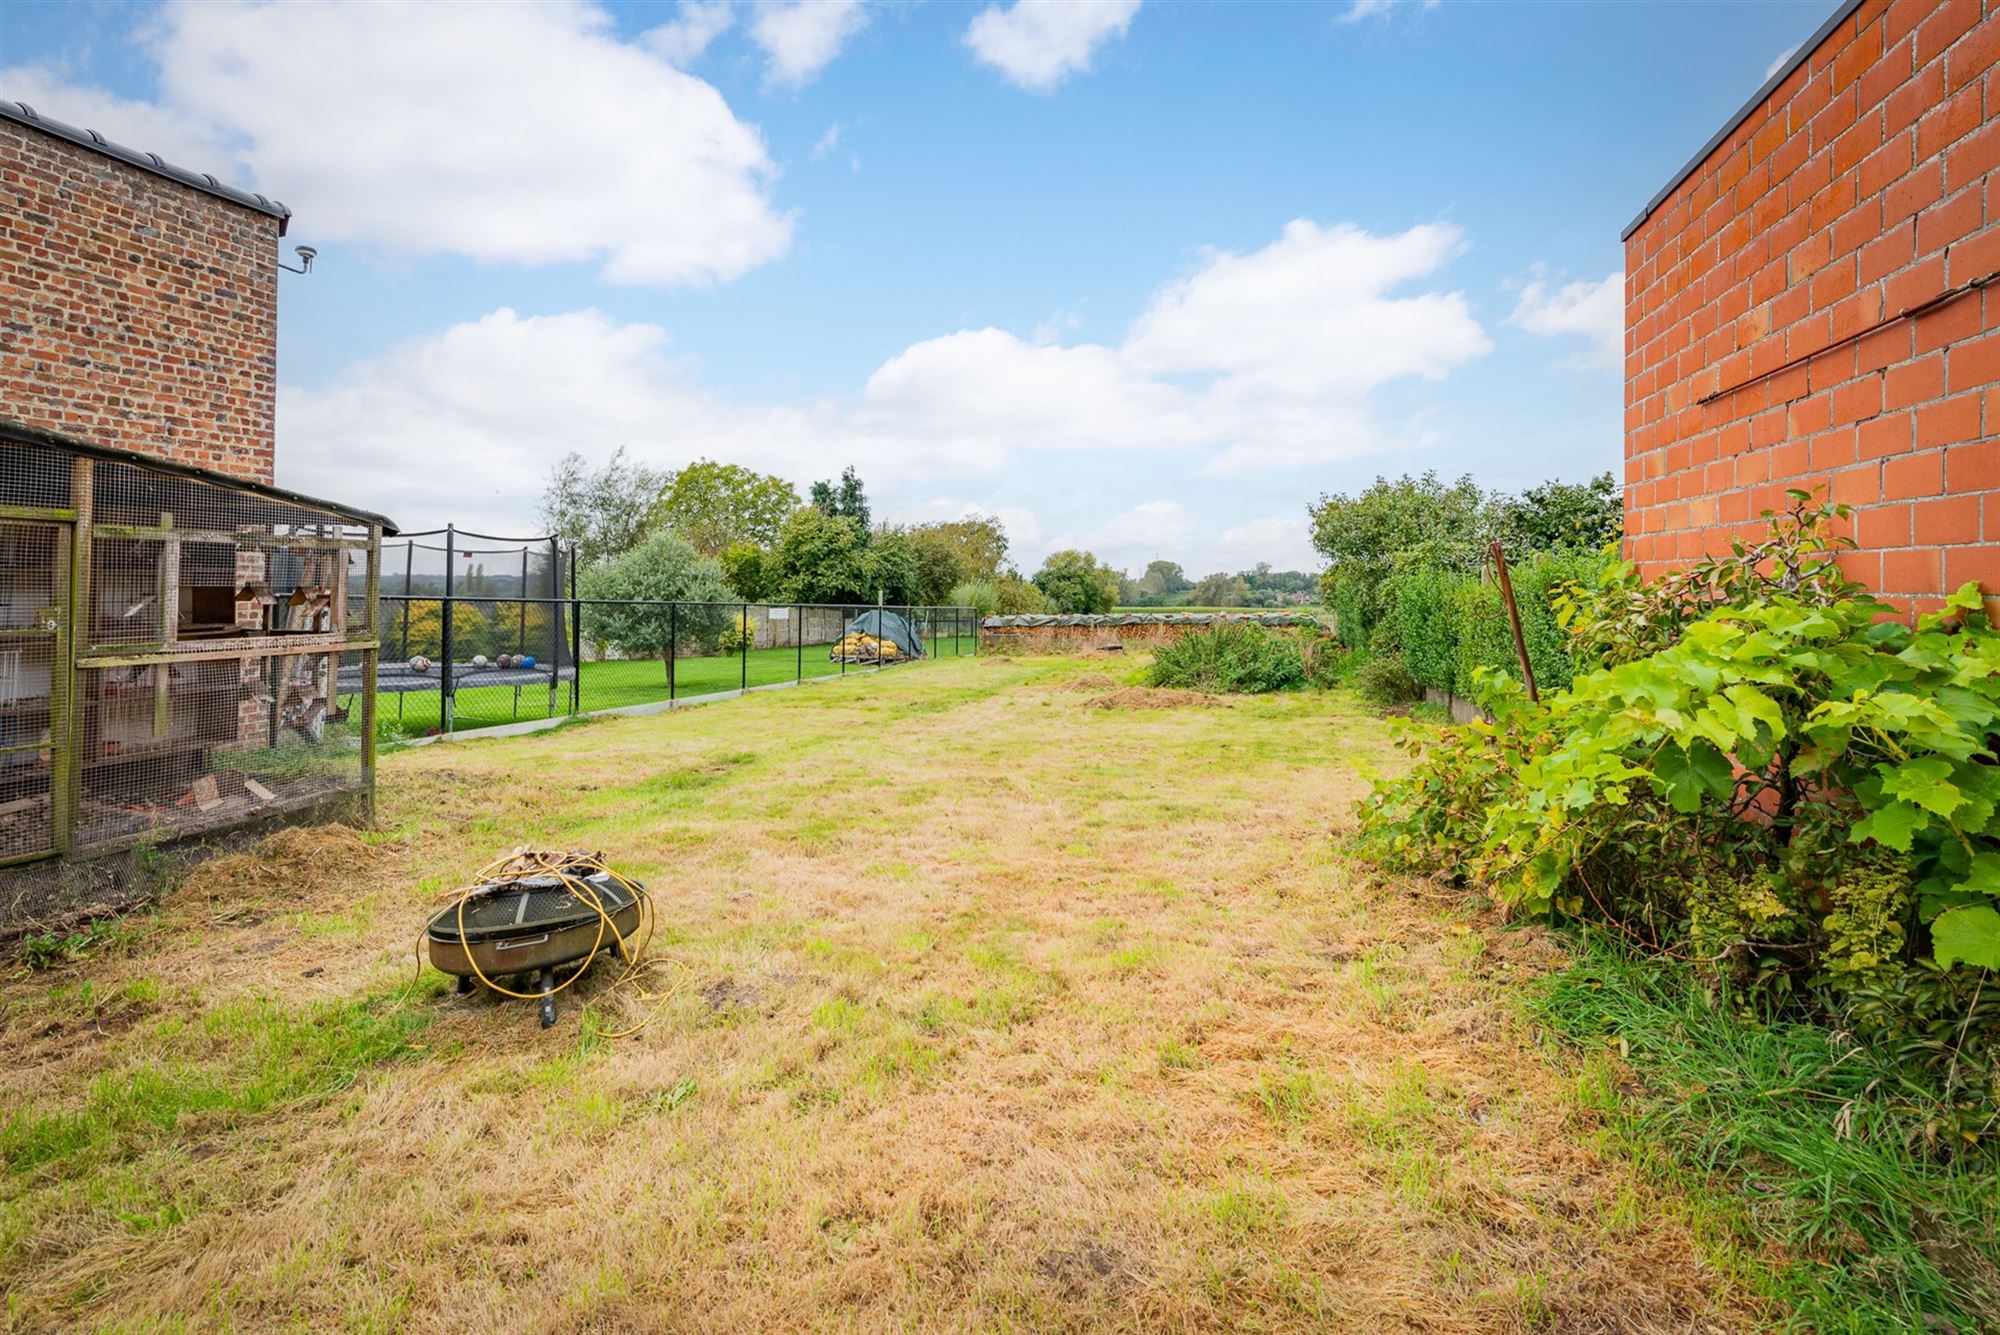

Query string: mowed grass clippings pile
3 658 1757 1333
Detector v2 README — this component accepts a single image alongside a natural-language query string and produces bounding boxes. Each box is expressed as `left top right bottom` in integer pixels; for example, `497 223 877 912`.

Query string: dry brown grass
0 658 1758 1333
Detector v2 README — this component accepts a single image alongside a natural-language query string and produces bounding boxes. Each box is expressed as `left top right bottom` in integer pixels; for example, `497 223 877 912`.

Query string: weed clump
1147 624 1340 694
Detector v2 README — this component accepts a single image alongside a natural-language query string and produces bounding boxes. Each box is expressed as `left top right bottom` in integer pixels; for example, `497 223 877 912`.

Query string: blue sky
1 0 1838 574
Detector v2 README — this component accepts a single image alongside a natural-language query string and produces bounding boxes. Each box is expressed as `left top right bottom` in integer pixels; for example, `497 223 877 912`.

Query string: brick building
0 99 389 914
1623 0 1999 613
1 99 290 483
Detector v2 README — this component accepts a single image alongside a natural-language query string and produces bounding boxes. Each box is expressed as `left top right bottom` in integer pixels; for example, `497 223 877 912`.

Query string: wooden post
1489 540 1538 704
362 525 380 803
60 457 93 852
155 510 175 738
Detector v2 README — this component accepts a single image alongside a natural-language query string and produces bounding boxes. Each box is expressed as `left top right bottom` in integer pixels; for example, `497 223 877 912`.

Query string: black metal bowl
426 869 641 980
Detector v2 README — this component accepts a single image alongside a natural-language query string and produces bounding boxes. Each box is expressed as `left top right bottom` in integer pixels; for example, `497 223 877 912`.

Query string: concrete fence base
1421 686 1485 724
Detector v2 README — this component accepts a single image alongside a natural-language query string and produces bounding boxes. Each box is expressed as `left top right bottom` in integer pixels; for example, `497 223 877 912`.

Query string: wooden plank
0 504 77 523
94 525 365 550
78 636 379 667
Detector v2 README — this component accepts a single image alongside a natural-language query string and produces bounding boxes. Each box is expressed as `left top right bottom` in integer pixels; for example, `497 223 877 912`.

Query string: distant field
1108 606 1324 617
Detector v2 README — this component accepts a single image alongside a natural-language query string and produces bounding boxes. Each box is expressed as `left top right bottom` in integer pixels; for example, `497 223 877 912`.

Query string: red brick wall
1624 0 2000 614
0 120 280 483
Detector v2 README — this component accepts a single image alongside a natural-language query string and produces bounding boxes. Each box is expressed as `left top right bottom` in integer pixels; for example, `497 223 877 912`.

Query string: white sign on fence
768 607 790 621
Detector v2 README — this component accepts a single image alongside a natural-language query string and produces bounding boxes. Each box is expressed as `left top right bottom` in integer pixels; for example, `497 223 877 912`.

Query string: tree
1032 550 1120 614
718 541 769 601
1136 560 1192 601
651 460 799 556
916 516 1009 582
859 529 923 605
995 573 1047 615
1493 472 1623 552
766 508 868 604
809 466 870 530
577 529 731 679
1191 572 1252 607
539 447 668 570
1308 472 1491 646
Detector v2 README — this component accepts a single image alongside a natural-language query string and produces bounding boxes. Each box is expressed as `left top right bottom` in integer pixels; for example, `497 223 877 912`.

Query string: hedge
1390 549 1609 701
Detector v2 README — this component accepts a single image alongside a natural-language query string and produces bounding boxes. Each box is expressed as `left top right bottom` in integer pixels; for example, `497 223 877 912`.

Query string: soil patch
1087 686 1226 710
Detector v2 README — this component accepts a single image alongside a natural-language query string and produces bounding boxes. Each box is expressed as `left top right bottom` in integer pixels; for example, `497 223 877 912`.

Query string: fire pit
426 851 647 1027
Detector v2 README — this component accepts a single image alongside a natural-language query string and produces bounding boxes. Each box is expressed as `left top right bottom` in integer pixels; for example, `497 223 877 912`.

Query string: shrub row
1357 497 2000 1147
1389 549 1607 701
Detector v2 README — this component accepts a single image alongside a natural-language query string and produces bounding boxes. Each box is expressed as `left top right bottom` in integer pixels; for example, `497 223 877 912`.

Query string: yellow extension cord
415 848 688 1039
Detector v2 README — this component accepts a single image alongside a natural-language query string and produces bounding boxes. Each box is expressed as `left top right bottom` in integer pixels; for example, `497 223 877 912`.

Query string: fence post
796 604 803 684
741 601 748 694
440 523 455 734
840 606 847 677
669 602 677 703
569 543 581 717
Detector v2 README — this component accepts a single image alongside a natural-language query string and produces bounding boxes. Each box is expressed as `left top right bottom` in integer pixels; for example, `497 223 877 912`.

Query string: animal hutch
0 426 391 885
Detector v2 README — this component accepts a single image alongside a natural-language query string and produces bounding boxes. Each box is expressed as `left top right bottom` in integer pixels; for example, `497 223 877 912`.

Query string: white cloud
3 0 792 287
280 308 998 535
280 219 1490 537
749 0 868 87
965 0 1141 92
0 67 230 170
1509 270 1623 370
810 122 842 159
1338 0 1438 22
1763 42 1801 81
1211 517 1318 572
644 0 735 66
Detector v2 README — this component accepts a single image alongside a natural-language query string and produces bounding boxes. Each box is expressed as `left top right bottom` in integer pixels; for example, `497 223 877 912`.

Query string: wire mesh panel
0 522 60 861
74 649 364 850
0 438 385 926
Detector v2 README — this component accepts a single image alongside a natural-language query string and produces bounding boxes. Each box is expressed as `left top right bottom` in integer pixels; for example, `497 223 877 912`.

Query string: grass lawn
371 637 978 738
2 657 1758 1332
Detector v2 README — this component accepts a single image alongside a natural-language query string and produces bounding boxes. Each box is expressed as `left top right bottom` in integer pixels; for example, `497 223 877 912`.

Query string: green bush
1394 565 1459 692
949 579 998 620
1358 498 2000 1141
1148 624 1323 694
1388 549 1608 704
1352 653 1419 708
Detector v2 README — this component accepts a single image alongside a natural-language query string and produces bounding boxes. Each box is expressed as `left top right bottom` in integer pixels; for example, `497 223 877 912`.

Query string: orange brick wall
0 120 281 483
1624 0 2000 615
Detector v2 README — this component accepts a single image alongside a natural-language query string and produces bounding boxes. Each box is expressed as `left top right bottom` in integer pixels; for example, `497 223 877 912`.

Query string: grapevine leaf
1853 801 1926 851
1931 905 2000 970
1881 756 1966 819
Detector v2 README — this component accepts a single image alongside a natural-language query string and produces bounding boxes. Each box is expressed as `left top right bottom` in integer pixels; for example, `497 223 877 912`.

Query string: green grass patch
1529 934 2000 1333
2 990 435 1179
367 637 980 739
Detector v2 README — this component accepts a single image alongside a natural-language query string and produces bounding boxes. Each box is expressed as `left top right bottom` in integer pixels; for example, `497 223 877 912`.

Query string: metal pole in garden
546 537 559 719
513 546 529 721
741 602 749 694
795 604 803 684
1489 540 1540 704
568 543 581 717
398 539 413 723
841 606 847 678
441 523 455 734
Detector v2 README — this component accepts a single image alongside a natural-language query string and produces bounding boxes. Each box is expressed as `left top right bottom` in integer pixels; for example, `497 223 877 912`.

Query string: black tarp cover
845 610 924 658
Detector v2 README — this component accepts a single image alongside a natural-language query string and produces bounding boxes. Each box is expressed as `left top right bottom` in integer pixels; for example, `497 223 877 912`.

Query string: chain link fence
348 526 976 740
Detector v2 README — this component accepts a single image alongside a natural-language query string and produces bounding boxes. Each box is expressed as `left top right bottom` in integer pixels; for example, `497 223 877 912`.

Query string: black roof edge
0 417 398 535
1621 0 1868 242
0 98 291 236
